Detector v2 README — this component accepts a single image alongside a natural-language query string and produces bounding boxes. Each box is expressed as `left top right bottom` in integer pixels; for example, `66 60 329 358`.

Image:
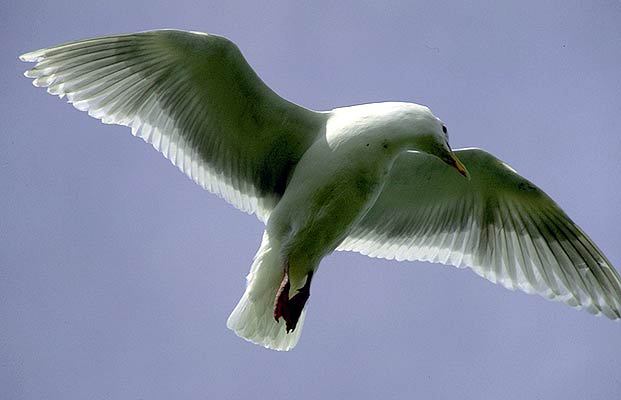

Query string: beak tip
450 154 470 180
458 169 471 180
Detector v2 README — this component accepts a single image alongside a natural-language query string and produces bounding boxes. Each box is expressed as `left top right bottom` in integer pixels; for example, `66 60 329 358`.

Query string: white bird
21 29 621 351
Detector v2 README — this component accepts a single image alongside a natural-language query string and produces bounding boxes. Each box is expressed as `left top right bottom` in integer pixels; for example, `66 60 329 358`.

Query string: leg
273 265 314 333
273 263 290 322
284 271 313 333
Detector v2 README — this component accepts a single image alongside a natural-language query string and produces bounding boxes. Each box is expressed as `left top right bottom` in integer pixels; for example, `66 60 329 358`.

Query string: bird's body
21 29 621 351
270 103 426 284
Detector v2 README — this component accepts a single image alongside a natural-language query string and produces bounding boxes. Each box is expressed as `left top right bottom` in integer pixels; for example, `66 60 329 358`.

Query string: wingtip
23 69 37 78
19 50 43 63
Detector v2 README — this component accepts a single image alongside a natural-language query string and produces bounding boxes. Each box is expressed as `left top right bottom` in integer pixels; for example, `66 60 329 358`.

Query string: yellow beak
446 151 470 180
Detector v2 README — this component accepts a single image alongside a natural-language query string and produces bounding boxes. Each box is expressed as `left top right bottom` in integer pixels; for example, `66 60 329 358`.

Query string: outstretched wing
21 30 326 222
338 148 621 318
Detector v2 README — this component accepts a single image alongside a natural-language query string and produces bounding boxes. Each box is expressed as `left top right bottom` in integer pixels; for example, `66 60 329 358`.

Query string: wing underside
339 148 621 318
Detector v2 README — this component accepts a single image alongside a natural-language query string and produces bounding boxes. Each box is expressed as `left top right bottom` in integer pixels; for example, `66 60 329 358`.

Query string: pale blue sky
2 1 621 399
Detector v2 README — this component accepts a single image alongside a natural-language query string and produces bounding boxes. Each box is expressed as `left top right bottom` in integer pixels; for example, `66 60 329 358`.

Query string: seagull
21 29 621 351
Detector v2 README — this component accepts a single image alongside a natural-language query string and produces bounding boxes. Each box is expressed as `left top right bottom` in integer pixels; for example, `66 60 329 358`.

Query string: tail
227 231 306 351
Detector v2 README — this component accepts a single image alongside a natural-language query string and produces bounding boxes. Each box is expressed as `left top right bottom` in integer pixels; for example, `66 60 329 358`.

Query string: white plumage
21 29 621 351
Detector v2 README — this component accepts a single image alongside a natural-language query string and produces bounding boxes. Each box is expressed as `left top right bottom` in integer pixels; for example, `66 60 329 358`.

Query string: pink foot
274 272 290 322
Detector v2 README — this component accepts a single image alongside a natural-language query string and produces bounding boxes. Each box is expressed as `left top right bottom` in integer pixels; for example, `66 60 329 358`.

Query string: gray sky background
2 1 621 399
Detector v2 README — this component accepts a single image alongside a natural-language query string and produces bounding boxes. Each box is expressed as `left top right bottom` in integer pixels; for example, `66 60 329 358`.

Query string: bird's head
330 102 469 178
376 102 470 179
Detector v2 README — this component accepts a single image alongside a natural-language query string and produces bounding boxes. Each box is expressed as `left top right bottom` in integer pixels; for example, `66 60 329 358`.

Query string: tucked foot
284 274 313 333
273 271 290 322
273 268 314 333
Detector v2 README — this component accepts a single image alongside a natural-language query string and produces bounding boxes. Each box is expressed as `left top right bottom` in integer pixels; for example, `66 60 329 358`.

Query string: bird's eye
441 125 449 140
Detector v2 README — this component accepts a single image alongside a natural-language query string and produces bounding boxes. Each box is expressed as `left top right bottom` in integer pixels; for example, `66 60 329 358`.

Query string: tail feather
227 231 306 351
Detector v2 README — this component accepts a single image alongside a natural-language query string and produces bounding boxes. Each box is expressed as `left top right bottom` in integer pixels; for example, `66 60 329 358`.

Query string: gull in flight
21 29 621 351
